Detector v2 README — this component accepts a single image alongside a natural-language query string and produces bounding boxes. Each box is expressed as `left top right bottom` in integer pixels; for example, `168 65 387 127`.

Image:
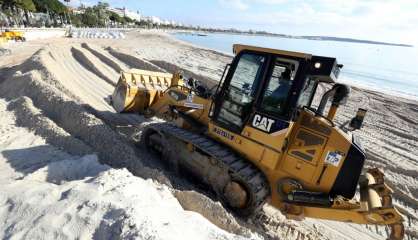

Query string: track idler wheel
220 177 258 217
140 127 171 161
223 181 248 209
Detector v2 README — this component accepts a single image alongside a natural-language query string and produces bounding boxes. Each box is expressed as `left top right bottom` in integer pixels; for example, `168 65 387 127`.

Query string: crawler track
141 122 270 216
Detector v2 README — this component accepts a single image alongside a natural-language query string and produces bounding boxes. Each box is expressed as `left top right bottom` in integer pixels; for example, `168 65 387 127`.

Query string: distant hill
185 29 414 48
298 35 413 47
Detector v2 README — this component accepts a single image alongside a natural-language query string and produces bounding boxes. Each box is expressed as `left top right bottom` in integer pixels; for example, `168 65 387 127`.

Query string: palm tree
17 0 36 26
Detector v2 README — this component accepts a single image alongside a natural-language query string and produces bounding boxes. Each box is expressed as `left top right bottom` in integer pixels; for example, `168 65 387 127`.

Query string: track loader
0 29 26 41
111 44 404 239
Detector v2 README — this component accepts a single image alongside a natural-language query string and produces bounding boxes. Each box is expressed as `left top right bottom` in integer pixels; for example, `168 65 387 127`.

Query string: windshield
297 77 316 108
216 53 266 130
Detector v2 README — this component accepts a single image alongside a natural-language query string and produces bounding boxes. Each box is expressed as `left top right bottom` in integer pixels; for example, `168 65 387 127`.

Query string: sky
67 0 418 45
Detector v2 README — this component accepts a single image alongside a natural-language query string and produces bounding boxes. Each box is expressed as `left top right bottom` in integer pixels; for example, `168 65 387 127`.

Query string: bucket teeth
111 69 182 113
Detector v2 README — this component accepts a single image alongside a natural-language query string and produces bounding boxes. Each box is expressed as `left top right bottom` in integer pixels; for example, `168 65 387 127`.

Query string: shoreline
172 30 414 48
339 78 418 103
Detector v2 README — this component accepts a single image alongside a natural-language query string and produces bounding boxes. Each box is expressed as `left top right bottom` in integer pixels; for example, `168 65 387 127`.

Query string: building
107 7 141 22
142 16 163 25
68 6 84 15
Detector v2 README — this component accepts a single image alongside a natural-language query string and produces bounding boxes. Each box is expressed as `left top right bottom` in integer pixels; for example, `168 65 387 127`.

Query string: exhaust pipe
317 84 350 121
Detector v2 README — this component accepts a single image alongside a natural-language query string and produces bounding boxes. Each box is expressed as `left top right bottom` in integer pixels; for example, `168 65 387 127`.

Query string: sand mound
24 154 108 183
0 69 138 168
71 46 116 86
7 96 92 156
106 47 166 72
150 60 217 87
174 190 247 236
0 149 247 239
0 37 245 240
0 45 263 239
81 43 125 73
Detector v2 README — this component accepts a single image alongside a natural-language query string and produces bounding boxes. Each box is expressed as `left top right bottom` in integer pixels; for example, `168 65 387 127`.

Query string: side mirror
349 108 367 130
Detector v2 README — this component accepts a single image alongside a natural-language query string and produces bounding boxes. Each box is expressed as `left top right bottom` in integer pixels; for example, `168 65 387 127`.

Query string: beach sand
0 29 417 239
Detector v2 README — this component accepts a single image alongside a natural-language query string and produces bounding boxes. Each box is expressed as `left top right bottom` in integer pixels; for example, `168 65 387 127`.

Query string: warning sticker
325 151 344 167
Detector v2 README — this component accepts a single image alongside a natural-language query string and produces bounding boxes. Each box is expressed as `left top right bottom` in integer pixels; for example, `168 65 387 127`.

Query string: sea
174 32 418 101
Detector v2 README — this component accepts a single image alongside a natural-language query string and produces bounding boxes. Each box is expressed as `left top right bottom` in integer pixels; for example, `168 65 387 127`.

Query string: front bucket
111 69 181 113
112 80 145 113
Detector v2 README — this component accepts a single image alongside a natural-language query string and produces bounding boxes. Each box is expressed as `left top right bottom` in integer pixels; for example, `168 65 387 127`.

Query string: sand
0 99 248 239
0 29 417 240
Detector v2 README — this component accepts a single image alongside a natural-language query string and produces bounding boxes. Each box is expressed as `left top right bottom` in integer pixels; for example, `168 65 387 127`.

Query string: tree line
0 0 142 28
0 0 209 30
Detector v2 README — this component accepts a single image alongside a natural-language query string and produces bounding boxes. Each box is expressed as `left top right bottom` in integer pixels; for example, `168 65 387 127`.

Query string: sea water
174 32 418 100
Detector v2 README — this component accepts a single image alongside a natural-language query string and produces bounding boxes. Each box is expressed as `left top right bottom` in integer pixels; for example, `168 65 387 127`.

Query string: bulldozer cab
211 44 340 135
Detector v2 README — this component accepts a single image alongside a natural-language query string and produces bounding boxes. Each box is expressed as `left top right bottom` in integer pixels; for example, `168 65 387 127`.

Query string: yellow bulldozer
0 29 26 42
111 44 404 239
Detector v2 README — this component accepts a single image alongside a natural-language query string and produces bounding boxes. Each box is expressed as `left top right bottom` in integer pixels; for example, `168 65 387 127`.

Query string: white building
142 16 162 25
143 16 179 26
107 7 141 22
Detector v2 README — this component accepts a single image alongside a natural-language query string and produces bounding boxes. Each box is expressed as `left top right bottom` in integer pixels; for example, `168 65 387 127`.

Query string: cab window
216 53 266 131
260 58 299 116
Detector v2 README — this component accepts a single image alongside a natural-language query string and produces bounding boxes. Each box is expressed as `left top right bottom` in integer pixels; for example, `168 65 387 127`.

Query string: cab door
212 51 269 132
250 56 302 134
208 51 273 164
241 56 305 169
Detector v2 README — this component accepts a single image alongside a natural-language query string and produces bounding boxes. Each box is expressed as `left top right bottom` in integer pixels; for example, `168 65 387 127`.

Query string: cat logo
252 114 275 132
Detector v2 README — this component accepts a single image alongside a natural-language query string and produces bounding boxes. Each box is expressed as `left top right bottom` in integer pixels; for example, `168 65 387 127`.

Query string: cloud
250 0 289 4
65 0 418 44
219 0 249 10
217 0 418 44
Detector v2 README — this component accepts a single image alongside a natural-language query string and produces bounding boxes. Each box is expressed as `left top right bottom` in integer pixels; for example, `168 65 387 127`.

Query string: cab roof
233 44 312 59
233 44 339 83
